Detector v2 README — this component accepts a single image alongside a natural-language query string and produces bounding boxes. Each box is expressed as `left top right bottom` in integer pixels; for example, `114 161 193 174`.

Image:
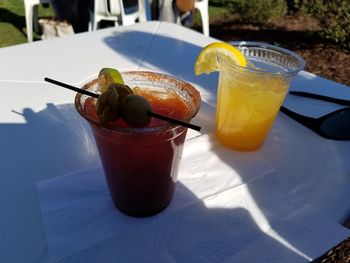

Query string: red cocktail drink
75 71 201 217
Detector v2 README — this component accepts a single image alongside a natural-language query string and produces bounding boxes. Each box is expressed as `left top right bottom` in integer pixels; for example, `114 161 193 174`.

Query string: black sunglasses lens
320 109 350 140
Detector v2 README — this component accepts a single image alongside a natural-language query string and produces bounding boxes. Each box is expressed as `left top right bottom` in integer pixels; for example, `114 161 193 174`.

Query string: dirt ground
200 14 350 87
198 14 350 263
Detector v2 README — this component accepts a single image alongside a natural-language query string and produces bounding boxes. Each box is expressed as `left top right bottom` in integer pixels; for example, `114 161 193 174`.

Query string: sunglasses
280 91 350 140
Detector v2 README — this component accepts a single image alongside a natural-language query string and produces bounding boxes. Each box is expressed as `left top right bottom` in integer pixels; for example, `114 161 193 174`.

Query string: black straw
44 77 201 131
44 77 99 98
148 111 201 131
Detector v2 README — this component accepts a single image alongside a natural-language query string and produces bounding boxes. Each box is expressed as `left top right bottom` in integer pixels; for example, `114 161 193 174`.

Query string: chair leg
201 6 209 37
93 17 99 31
122 13 137 25
24 3 34 42
88 10 94 31
33 5 39 33
195 1 209 37
138 0 147 22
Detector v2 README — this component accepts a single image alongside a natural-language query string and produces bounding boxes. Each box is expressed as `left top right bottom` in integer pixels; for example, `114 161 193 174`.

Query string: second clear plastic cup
216 42 305 151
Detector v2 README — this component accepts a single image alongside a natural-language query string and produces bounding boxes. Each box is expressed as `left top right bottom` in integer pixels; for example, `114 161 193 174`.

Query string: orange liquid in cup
215 43 305 151
216 74 288 151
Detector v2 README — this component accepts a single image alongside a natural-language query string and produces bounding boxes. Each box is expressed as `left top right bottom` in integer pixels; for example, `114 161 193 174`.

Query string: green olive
107 85 119 113
109 83 133 103
101 104 117 122
96 90 108 115
121 94 152 126
96 85 119 122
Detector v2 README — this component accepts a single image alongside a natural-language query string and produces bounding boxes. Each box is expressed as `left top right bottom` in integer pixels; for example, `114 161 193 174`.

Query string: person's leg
51 0 79 31
50 0 93 33
72 0 92 32
150 0 194 27
150 0 159 21
154 0 180 23
50 0 64 20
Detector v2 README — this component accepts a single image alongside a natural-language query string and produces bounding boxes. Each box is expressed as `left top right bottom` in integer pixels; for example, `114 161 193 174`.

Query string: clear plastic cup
75 71 201 217
216 42 305 151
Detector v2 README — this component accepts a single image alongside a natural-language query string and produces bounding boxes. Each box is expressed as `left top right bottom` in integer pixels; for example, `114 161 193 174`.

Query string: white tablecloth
0 21 349 262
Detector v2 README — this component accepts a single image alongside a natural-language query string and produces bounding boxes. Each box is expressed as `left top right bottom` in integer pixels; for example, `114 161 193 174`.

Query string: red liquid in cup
83 87 193 217
76 72 201 217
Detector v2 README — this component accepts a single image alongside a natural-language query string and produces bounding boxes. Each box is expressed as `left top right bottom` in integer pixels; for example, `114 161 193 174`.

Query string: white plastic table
0 21 349 263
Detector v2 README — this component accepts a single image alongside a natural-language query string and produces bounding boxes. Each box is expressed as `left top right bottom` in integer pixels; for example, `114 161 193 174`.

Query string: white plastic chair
195 0 209 37
24 0 51 42
90 0 147 31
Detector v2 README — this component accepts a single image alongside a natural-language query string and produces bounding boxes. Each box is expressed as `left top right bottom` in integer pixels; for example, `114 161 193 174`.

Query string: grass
194 5 229 25
0 0 54 47
0 0 227 48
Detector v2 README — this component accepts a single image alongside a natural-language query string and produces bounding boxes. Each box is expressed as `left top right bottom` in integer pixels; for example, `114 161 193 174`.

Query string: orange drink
216 66 289 150
215 42 305 151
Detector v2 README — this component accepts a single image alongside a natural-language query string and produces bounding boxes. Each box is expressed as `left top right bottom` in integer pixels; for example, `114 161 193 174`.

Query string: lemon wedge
194 42 247 75
98 68 124 93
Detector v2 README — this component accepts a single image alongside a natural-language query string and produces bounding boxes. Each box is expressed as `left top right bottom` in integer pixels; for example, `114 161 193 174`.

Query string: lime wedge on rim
98 68 124 93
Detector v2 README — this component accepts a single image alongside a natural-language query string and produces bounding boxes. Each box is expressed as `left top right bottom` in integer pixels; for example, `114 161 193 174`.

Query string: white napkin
37 134 349 262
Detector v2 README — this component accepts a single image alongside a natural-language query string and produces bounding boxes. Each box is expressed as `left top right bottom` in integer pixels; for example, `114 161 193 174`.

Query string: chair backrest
111 0 139 15
95 0 139 16
94 0 145 19
94 0 121 16
108 0 122 16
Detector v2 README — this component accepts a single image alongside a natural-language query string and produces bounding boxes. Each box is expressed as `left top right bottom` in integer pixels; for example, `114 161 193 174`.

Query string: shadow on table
1 97 339 262
0 103 101 262
1 103 99 182
0 99 212 187
103 28 219 105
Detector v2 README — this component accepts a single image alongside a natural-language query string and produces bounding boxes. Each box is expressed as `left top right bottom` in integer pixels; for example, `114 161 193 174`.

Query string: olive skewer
44 77 201 131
